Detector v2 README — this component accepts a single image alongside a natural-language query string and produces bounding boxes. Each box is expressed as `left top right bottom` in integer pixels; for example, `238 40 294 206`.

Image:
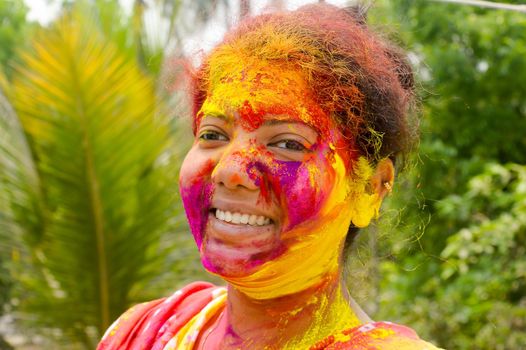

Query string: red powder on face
238 98 331 140
194 159 215 184
239 100 265 131
258 176 272 205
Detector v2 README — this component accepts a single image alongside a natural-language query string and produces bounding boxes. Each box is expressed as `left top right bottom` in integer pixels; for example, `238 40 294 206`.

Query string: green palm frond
0 73 44 245
3 9 183 347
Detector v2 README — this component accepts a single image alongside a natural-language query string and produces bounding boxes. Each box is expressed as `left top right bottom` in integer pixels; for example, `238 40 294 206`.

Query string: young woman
98 4 441 349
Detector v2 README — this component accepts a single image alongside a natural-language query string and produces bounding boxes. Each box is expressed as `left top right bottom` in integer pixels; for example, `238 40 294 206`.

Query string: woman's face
179 61 358 286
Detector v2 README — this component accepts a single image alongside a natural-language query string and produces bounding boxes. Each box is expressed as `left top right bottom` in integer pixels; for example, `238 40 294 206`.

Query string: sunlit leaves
2 9 180 347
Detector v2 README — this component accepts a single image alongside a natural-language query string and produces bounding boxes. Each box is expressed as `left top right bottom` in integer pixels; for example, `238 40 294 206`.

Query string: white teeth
215 210 224 220
231 212 241 224
240 214 249 224
215 209 271 226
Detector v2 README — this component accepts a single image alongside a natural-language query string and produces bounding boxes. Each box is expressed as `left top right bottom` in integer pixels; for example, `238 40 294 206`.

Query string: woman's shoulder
310 321 443 350
97 281 226 350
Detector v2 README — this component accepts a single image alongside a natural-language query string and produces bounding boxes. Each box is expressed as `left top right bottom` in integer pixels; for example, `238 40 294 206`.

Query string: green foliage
367 1 526 349
0 0 31 76
0 87 24 350
436 163 526 349
1 0 524 349
0 9 188 347
0 0 225 347
380 164 526 349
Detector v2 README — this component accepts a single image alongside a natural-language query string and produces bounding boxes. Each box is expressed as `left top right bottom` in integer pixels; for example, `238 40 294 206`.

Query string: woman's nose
211 146 260 191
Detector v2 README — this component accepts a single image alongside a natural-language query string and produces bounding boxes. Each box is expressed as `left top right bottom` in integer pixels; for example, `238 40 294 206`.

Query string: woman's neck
218 272 364 349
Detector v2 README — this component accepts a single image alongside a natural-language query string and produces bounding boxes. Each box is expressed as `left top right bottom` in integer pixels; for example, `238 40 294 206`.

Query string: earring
383 182 392 193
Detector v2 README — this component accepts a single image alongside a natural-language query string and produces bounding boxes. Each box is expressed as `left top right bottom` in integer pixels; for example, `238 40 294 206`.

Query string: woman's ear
370 158 395 202
348 157 395 228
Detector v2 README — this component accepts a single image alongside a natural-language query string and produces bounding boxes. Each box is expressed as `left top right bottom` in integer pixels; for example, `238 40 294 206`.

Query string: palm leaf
0 72 44 244
4 9 182 347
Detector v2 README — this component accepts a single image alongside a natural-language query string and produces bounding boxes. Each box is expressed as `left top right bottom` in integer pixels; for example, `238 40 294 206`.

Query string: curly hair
191 3 417 170
189 4 418 257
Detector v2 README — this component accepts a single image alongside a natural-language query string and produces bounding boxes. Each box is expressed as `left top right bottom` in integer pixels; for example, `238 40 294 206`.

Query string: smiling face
180 60 376 299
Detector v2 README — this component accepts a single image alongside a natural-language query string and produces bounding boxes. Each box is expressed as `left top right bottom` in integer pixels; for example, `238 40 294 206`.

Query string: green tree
0 8 184 347
1 0 236 346
0 4 34 347
364 1 526 349
0 0 31 76
0 89 20 350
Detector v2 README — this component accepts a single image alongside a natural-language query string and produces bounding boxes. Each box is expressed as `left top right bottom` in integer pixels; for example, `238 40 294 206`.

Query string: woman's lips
206 211 278 249
203 212 281 275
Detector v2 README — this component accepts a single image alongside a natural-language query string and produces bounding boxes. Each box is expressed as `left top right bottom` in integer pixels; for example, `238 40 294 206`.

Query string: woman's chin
199 214 282 277
200 239 281 278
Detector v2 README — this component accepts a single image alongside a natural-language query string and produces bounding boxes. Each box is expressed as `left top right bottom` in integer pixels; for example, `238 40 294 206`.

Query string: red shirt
98 282 441 350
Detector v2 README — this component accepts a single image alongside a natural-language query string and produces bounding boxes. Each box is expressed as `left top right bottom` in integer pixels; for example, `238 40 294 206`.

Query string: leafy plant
0 9 185 347
367 1 526 348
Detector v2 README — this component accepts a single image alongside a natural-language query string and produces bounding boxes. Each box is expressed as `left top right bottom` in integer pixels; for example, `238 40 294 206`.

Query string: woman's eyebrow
262 119 309 127
262 119 320 134
202 112 232 123
262 119 320 142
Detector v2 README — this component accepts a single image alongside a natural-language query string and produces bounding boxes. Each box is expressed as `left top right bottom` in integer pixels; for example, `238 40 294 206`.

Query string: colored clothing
307 322 440 350
98 282 441 350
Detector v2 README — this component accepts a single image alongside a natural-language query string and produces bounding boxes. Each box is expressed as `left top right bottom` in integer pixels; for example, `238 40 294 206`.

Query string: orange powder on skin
197 56 331 141
197 59 381 298
224 154 375 299
195 57 382 347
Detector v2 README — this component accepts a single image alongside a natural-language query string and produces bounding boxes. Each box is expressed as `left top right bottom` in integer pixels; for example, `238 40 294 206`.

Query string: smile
214 209 272 226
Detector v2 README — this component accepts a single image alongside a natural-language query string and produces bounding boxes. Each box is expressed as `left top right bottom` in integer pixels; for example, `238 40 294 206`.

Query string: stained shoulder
309 321 444 350
97 281 225 350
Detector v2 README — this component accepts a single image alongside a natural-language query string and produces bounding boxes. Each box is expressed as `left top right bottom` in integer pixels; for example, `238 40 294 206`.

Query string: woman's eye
271 140 309 152
199 130 228 142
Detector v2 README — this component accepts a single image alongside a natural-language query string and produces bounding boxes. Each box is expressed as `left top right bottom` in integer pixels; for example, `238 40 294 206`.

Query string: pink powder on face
181 142 335 247
226 142 333 231
180 131 336 275
247 157 331 230
179 160 215 248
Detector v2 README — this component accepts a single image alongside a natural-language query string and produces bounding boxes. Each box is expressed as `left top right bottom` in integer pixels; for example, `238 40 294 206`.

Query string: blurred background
0 0 525 349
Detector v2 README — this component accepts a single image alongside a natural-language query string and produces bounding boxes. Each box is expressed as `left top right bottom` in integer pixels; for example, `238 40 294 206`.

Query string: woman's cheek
179 157 215 248
272 159 332 231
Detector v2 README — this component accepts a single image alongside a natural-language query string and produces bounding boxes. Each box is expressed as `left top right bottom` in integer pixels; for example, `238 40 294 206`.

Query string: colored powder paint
185 57 379 300
228 173 242 185
200 249 219 274
221 138 330 232
238 100 265 131
281 277 361 350
224 154 375 300
180 136 337 276
246 158 328 230
179 160 215 248
277 159 327 229
198 59 331 139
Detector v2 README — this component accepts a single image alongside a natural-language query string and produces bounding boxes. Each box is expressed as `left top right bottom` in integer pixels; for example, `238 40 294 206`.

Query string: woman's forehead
197 61 331 136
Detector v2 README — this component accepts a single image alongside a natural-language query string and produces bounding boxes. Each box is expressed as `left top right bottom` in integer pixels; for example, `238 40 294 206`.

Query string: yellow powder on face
197 46 384 347
198 56 329 136
224 153 376 300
